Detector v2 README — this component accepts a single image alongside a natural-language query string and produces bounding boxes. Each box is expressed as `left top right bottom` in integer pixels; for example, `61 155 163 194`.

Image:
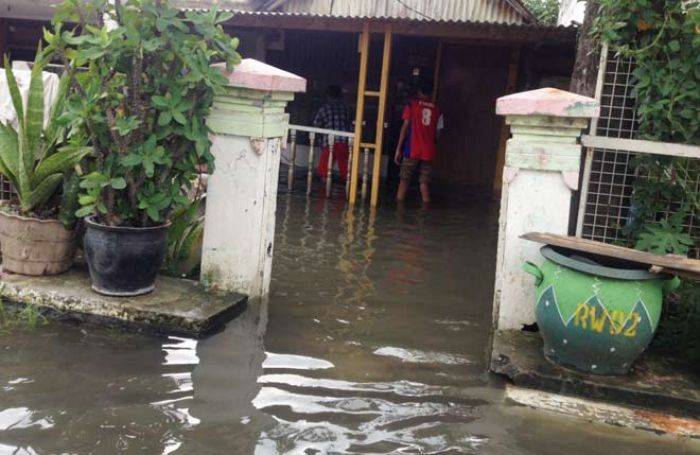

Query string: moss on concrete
0 267 247 338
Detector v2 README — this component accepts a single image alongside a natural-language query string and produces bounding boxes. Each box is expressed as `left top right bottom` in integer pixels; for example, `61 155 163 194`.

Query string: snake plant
0 53 90 216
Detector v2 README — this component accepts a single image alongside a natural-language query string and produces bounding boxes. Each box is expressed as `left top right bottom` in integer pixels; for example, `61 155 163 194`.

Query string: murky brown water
1 193 698 454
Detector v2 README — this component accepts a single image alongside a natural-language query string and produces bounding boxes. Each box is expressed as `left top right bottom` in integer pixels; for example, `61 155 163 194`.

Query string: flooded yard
1 193 698 454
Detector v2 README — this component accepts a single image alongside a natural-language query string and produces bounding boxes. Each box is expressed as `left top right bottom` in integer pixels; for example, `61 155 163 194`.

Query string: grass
0 298 48 332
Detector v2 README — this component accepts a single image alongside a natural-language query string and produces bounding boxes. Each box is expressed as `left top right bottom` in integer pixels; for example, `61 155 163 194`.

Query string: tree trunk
569 1 600 97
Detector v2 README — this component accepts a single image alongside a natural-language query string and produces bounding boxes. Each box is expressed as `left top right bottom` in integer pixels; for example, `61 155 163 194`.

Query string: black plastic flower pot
83 217 171 297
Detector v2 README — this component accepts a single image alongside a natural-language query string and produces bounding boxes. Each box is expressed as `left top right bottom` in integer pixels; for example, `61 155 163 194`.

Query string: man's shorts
400 158 433 184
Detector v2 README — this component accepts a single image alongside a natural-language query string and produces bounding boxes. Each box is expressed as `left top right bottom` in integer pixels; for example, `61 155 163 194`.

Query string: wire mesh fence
578 48 700 258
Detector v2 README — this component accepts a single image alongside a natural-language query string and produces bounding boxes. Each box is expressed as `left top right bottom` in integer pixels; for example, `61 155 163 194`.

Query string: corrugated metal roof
176 0 535 24
275 0 531 24
0 0 535 25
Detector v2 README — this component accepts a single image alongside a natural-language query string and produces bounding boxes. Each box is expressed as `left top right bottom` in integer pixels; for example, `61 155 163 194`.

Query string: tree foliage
45 0 241 227
522 0 561 25
594 0 700 144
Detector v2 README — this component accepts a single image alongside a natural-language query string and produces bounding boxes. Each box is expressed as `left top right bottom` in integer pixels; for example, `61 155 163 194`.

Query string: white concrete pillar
201 59 306 298
492 88 598 330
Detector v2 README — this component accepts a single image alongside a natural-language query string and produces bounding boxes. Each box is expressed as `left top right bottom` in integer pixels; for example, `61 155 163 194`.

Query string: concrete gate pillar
492 88 598 330
201 59 306 298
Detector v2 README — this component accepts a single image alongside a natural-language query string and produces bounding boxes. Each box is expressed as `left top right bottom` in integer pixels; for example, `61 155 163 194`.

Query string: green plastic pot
523 246 680 375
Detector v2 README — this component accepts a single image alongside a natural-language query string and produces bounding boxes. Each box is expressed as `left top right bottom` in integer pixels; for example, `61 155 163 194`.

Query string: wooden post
361 147 370 201
432 40 443 102
326 135 335 197
346 138 353 198
492 47 521 197
288 129 297 191
0 20 7 65
370 26 393 207
349 24 370 205
307 132 316 196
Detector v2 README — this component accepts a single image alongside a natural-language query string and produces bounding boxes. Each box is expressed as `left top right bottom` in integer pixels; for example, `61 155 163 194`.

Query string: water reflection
0 193 698 454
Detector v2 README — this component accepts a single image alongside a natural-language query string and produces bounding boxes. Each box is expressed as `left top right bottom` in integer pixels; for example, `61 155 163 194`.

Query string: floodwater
1 192 699 454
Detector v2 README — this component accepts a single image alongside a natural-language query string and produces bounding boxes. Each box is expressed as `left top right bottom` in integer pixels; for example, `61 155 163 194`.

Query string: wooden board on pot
521 232 700 280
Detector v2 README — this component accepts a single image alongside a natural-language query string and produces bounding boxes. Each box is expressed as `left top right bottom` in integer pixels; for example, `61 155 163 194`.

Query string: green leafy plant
635 216 694 255
0 52 89 221
593 0 700 145
654 282 700 370
163 196 205 278
45 0 241 227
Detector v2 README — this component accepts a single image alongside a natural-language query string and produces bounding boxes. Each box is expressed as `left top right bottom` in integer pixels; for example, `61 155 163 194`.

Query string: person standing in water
394 81 444 203
313 85 352 183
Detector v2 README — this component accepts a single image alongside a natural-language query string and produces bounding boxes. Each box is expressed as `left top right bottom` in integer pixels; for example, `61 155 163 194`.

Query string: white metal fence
576 46 700 257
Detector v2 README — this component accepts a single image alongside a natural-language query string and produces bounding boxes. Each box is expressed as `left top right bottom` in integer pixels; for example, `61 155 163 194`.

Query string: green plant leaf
0 123 19 187
158 111 172 126
121 154 142 166
21 173 62 213
4 56 25 127
33 146 91 184
75 205 94 218
110 177 127 189
636 220 695 256
24 49 46 168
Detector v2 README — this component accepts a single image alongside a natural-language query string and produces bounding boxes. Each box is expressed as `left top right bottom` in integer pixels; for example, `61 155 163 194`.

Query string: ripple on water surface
0 195 696 454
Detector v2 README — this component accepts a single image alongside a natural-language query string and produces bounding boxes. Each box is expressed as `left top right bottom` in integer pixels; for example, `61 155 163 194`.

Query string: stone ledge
0 267 247 338
491 330 700 427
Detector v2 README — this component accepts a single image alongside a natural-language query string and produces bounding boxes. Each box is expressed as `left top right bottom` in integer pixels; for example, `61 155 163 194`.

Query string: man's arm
394 119 410 165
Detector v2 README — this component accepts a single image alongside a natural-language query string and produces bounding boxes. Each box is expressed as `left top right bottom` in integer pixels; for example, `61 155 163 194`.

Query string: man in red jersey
394 81 444 203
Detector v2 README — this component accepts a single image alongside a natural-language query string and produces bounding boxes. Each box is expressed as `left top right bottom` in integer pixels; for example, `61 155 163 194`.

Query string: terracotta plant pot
0 210 77 275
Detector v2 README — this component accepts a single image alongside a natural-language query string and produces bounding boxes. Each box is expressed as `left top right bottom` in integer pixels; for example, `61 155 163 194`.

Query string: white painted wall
493 169 574 329
201 135 282 298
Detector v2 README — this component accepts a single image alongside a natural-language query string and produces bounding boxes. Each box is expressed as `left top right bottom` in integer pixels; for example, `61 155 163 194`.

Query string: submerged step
0 268 247 338
491 330 700 437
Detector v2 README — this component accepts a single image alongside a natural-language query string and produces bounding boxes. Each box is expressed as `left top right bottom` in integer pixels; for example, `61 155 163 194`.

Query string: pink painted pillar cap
496 87 599 118
213 58 307 93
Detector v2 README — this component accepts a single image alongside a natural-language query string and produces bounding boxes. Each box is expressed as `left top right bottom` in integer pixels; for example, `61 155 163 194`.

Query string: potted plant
46 0 240 296
0 53 89 276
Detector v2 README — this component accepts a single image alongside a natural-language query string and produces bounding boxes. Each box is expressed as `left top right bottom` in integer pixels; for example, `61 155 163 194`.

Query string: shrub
45 0 241 227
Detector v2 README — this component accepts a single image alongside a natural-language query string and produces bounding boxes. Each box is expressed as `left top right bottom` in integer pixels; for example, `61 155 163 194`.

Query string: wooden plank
364 90 381 97
492 46 521 196
522 232 700 277
581 135 700 159
575 44 609 237
370 25 393 207
360 142 377 149
349 24 370 205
